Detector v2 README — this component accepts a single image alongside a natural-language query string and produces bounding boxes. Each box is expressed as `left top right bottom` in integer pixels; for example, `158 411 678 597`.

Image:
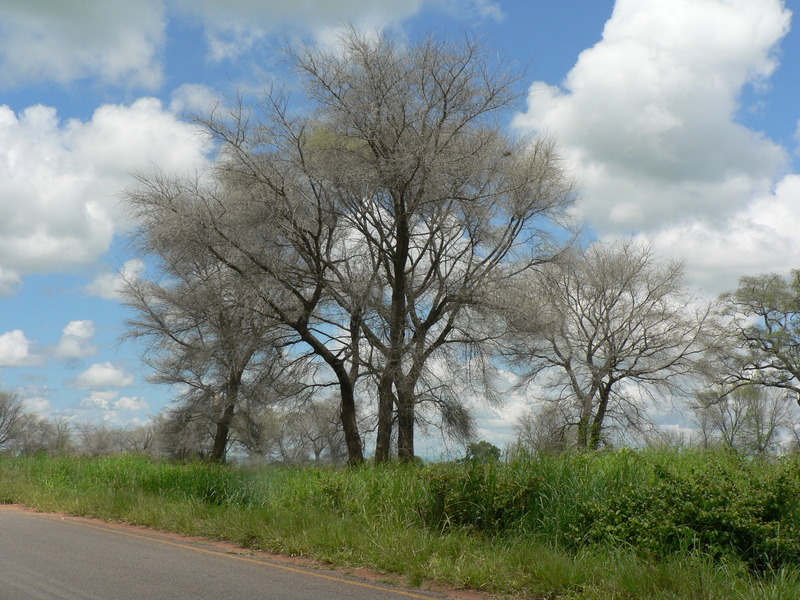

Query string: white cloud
169 84 221 116
0 100 209 276
0 330 41 367
174 0 418 60
115 396 149 411
639 173 800 294
21 395 51 415
514 0 791 232
86 259 146 301
55 320 97 360
0 0 165 89
72 362 135 389
80 390 119 410
0 267 21 297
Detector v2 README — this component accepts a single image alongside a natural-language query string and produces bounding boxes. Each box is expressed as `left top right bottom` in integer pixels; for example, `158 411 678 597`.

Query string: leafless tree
514 403 574 453
151 410 213 460
692 385 797 456
125 29 574 464
5 414 74 456
110 424 156 454
502 240 716 450
74 423 115 456
241 397 348 465
120 240 291 463
0 391 23 450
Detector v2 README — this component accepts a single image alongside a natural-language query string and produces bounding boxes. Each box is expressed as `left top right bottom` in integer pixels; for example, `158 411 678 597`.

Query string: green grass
1 450 800 598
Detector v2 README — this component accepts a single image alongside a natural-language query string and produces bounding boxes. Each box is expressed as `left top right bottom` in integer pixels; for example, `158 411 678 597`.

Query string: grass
1 449 800 599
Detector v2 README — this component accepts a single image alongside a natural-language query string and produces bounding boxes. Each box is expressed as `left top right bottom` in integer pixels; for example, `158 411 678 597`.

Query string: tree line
0 390 347 464
3 30 799 464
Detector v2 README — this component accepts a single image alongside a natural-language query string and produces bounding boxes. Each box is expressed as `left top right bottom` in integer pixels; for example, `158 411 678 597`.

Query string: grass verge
1 450 799 599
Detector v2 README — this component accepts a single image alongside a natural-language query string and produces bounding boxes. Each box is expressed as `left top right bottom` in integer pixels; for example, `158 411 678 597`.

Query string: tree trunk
296 322 364 465
339 380 364 466
374 374 395 463
210 398 236 463
396 386 415 461
588 386 611 450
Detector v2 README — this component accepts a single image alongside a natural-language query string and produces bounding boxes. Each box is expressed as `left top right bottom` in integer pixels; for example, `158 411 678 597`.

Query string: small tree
692 385 796 456
464 440 502 463
514 403 573 453
720 270 800 405
503 240 715 450
121 247 288 463
0 391 22 451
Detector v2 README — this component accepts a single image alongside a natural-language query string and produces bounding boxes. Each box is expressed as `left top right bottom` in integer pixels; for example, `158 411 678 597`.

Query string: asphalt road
0 506 447 600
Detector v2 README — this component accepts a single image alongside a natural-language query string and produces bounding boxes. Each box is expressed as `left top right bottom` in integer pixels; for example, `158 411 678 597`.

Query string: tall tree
288 31 575 460
503 241 714 450
125 29 574 463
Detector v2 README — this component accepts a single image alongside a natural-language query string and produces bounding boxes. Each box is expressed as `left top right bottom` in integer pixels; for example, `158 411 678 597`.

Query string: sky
0 0 798 450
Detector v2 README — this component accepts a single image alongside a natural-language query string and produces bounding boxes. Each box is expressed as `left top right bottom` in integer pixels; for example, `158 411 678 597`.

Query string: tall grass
1 450 799 599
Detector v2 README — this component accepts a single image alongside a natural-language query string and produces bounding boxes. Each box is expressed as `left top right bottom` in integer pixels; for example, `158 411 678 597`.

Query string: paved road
0 506 446 600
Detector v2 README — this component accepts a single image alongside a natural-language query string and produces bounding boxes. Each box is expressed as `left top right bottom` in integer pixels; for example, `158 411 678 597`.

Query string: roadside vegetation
2 450 800 599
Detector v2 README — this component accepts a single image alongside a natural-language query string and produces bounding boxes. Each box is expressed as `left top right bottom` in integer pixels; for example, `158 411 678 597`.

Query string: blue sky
0 0 797 447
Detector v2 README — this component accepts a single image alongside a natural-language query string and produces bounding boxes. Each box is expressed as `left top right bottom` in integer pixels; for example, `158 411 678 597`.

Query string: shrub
574 454 800 572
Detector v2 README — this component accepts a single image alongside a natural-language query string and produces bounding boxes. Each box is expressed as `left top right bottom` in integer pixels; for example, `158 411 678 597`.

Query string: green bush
574 454 800 572
422 461 544 534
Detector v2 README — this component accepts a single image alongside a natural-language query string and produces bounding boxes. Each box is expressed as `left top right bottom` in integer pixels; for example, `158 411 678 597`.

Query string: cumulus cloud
514 0 791 232
80 390 119 410
86 259 146 301
0 100 209 276
638 173 800 294
0 330 41 367
0 0 165 89
169 84 221 116
55 320 98 360
22 395 53 415
115 396 149 411
72 362 135 389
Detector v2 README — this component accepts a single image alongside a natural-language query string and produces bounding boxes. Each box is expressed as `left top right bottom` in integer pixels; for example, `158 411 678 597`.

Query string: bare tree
126 29 574 464
10 415 73 455
151 410 213 460
692 385 796 456
0 391 22 450
74 423 115 456
120 242 289 463
241 397 348 465
503 240 715 450
110 424 156 454
514 403 573 453
289 31 574 461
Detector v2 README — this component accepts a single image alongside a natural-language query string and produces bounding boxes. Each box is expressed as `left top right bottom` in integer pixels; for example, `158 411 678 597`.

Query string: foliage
574 453 800 573
720 270 800 399
463 440 502 463
423 459 542 534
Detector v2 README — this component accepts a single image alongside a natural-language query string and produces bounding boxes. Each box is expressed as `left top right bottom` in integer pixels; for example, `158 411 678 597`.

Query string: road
0 506 448 600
